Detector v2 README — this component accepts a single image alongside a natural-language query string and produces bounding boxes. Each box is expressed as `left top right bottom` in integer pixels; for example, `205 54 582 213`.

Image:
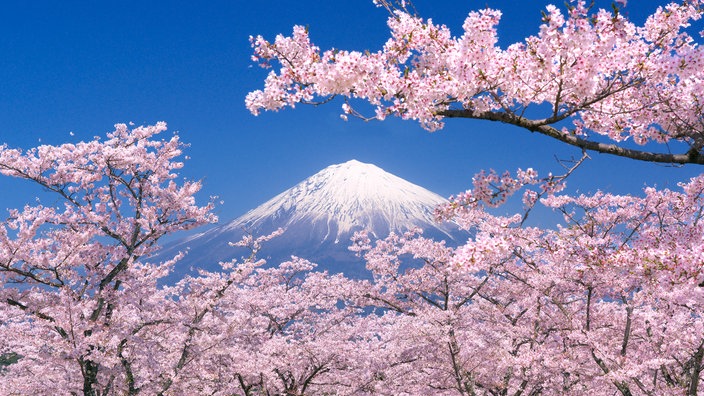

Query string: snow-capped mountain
157 160 467 278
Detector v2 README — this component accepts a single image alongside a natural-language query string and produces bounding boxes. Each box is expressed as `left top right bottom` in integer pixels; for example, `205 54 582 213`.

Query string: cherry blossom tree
346 173 704 395
0 123 218 395
169 254 374 395
247 0 704 165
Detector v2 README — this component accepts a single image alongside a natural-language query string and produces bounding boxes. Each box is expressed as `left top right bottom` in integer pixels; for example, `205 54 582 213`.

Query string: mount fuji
157 160 468 278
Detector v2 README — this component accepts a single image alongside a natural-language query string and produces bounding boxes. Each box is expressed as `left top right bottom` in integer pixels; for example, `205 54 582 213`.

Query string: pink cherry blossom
248 0 704 165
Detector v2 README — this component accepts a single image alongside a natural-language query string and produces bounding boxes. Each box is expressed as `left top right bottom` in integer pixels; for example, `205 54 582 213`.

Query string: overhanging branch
439 109 704 165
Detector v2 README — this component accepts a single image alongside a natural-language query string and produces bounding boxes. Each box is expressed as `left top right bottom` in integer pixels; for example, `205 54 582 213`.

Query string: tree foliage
247 0 704 164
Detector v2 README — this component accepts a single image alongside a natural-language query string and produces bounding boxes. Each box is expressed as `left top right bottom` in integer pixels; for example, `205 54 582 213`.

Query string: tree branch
439 109 704 165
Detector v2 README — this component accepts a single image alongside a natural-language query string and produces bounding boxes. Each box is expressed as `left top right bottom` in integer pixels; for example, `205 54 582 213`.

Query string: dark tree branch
439 109 704 165
688 340 704 396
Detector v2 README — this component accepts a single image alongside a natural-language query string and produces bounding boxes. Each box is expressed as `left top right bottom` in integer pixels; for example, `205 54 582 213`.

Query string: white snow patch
224 160 452 241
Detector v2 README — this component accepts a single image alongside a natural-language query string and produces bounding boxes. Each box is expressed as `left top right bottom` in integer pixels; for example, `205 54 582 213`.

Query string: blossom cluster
248 1 704 158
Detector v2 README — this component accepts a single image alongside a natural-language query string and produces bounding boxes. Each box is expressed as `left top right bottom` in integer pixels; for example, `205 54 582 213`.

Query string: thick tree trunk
82 359 99 396
688 343 704 396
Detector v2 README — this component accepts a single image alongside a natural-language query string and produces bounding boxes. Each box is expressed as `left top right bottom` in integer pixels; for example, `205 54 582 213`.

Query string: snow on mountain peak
156 160 467 279
229 160 450 241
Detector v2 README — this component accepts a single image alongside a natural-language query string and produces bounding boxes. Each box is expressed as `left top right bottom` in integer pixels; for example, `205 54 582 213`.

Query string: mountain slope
157 160 467 278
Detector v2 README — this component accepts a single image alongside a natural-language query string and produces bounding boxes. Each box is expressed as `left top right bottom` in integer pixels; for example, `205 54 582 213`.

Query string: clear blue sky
0 0 700 226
